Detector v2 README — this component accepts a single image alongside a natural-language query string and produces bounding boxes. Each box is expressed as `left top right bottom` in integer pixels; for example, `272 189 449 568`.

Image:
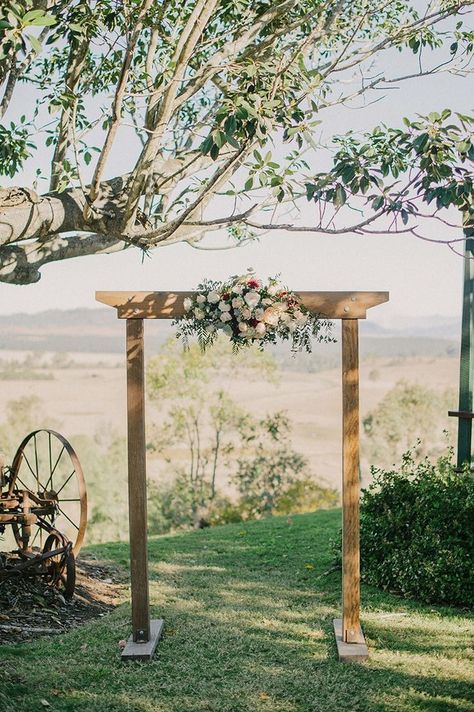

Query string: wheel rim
10 430 87 556
43 532 76 600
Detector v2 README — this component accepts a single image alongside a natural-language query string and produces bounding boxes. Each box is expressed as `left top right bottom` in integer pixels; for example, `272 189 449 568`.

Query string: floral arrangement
174 271 333 353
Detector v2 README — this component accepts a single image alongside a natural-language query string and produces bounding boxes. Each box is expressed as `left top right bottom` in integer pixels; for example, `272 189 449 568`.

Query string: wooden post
126 318 150 643
121 318 164 660
334 319 368 661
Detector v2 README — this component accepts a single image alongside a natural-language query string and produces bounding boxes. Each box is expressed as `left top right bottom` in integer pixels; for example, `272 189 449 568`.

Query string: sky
0 23 472 326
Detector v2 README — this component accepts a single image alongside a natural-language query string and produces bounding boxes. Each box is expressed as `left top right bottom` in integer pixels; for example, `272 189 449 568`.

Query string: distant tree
362 380 456 465
0 1 472 283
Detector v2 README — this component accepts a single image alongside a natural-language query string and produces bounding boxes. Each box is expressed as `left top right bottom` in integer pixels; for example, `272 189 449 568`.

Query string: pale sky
0 32 472 326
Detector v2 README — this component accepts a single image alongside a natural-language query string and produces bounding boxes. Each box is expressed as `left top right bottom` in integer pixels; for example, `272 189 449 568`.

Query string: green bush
274 478 339 515
360 450 474 607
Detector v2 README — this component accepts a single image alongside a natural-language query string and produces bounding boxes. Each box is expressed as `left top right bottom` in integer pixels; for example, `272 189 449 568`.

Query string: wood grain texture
126 318 150 643
341 319 364 645
96 291 389 320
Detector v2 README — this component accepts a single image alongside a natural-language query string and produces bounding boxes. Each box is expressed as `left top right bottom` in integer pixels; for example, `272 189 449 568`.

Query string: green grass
1 509 473 712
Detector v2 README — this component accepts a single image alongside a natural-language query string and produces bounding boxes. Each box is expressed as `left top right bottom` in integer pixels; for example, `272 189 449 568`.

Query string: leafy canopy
0 0 473 284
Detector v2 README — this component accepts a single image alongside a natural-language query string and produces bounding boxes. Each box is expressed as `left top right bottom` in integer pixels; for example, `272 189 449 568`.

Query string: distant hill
0 308 460 363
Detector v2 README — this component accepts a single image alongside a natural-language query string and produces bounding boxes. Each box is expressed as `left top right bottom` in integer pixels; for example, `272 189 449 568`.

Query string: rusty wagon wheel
9 430 87 557
43 532 76 600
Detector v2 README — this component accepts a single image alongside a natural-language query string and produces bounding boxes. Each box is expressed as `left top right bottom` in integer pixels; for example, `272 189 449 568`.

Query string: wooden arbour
96 289 389 661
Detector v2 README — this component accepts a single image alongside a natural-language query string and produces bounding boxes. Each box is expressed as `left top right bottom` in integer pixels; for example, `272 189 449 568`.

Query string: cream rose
194 308 205 320
238 322 248 333
183 297 193 312
263 307 279 326
207 291 220 304
244 291 261 308
220 312 232 322
255 322 266 336
219 301 231 311
196 294 206 304
232 297 244 308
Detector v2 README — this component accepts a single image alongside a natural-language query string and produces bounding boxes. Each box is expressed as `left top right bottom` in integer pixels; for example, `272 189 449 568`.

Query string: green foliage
0 119 34 177
360 450 474 607
274 478 339 516
362 380 456 466
147 338 336 532
0 395 58 458
232 412 310 517
147 335 278 401
306 111 474 229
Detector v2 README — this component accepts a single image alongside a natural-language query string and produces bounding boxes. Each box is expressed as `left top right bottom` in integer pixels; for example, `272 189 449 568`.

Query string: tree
0 1 472 284
362 380 456 465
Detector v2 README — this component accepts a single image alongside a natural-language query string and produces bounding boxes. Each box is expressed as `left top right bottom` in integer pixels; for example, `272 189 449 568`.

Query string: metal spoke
44 446 65 492
48 433 52 480
55 470 76 496
15 474 29 490
31 527 40 548
57 506 79 531
21 451 37 481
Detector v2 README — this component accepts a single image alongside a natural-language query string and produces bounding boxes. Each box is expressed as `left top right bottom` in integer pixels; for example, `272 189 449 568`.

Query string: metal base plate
333 619 368 662
121 619 164 661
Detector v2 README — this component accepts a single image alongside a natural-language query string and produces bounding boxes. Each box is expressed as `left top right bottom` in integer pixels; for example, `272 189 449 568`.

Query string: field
0 350 458 490
1 509 473 712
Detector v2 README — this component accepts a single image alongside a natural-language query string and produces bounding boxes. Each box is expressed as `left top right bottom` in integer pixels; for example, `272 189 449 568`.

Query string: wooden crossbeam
96 291 388 320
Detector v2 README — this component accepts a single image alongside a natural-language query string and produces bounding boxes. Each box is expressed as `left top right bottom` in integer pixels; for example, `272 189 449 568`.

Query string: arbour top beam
96 290 388 320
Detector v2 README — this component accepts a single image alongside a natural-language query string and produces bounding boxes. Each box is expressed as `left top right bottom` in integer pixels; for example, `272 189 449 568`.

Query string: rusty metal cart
0 430 87 599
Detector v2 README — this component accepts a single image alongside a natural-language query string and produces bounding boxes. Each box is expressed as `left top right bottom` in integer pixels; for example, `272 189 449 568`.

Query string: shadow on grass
1 510 473 712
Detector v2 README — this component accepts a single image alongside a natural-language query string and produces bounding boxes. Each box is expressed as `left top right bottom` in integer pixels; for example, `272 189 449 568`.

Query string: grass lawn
0 509 473 712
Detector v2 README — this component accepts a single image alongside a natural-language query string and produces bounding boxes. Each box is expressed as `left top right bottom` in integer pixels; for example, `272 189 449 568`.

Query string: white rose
241 308 251 319
267 284 279 296
220 312 232 322
194 308 205 320
232 297 243 308
244 291 261 308
232 284 243 295
219 301 231 311
274 301 288 312
262 298 273 306
255 309 265 321
263 307 279 326
183 297 193 312
238 322 248 333
196 294 206 304
207 291 220 304
294 310 307 323
255 322 266 336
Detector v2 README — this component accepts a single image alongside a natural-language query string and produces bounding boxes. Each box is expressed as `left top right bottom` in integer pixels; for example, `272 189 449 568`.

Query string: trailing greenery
360 450 474 608
1 510 473 712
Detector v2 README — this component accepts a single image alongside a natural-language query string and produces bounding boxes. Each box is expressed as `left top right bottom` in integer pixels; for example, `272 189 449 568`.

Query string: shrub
274 478 339 515
360 450 474 607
